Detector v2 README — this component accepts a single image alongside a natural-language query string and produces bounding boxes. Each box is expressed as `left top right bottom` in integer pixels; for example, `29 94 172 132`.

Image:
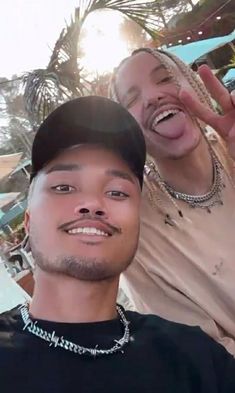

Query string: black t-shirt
1 306 235 393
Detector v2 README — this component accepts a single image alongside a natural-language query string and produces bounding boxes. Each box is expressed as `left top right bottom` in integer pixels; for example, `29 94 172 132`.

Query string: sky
0 0 82 77
0 1 201 78
0 0 128 78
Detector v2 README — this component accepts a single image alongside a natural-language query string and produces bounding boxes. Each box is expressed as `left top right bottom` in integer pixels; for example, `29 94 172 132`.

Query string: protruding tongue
152 111 186 139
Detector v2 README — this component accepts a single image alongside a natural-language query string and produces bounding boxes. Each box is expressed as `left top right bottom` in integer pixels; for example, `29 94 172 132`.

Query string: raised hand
179 64 235 159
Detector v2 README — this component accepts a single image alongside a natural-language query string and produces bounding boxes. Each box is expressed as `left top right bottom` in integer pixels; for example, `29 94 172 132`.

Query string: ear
24 210 30 234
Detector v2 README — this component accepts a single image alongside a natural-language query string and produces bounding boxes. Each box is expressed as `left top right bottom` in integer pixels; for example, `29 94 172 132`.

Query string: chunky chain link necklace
20 304 130 358
145 149 224 212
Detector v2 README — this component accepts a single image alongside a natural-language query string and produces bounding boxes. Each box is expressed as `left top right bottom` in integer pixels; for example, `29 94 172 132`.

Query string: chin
169 130 201 160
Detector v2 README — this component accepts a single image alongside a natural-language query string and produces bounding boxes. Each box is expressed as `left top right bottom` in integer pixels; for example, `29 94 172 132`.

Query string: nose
74 198 107 218
143 85 164 109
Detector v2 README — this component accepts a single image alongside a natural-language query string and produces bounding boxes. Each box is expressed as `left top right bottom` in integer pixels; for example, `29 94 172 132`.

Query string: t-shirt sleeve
205 332 235 392
168 323 235 392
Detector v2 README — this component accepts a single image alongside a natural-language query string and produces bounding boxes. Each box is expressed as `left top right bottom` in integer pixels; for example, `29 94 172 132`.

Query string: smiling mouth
66 227 110 237
151 109 181 130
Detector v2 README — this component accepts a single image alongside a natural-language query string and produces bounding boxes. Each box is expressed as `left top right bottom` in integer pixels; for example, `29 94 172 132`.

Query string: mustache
58 214 122 234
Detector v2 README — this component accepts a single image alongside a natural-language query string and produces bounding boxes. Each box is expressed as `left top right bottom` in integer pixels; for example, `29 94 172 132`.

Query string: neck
156 138 214 195
29 268 119 323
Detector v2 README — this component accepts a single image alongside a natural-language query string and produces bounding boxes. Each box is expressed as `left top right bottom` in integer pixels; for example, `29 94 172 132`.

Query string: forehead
44 145 131 172
33 145 138 189
30 145 141 199
116 51 180 98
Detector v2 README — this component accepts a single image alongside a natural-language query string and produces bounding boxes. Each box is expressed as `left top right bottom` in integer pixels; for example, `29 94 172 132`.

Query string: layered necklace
20 304 130 358
144 148 225 212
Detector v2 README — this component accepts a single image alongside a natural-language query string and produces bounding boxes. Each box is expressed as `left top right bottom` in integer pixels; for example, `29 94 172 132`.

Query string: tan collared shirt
121 139 235 355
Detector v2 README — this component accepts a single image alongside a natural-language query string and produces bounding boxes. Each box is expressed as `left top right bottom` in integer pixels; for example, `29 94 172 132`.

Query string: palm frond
24 1 166 126
85 1 165 38
24 9 88 126
23 70 67 127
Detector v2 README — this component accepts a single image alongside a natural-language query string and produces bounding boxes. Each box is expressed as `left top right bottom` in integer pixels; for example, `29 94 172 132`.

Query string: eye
106 190 129 199
126 96 137 109
51 184 76 193
159 76 172 84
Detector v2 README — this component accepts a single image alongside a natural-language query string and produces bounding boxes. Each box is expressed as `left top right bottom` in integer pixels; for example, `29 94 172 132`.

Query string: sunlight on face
80 10 129 75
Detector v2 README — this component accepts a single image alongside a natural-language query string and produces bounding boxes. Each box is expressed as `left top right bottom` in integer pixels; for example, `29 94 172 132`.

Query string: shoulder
0 306 21 332
126 311 232 358
126 310 204 339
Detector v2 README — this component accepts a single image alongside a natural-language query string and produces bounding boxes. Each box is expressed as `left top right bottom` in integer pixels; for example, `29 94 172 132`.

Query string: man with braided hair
110 48 235 355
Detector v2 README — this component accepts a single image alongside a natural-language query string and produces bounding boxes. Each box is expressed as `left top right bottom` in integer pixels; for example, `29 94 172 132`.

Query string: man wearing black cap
1 96 235 393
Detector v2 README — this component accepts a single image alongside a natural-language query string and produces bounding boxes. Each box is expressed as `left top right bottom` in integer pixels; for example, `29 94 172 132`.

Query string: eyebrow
150 64 166 77
105 169 135 185
45 163 83 174
121 86 139 105
45 164 136 184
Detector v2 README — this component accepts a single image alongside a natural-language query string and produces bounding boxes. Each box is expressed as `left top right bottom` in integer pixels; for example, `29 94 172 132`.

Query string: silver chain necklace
20 304 130 358
145 150 224 212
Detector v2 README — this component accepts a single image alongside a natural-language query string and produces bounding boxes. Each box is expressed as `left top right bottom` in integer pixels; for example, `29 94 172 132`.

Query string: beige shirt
121 139 235 355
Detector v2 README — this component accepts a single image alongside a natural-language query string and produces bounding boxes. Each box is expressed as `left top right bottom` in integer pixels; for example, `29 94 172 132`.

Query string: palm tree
23 0 193 126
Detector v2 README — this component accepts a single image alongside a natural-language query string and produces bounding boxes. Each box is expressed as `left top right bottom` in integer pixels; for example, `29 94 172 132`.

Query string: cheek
161 83 179 100
111 202 140 235
29 206 64 257
29 197 68 236
177 77 197 98
31 195 73 220
128 105 142 125
143 129 161 153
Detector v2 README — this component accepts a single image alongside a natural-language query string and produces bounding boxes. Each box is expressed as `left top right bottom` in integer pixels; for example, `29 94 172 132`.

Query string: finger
179 89 222 132
198 65 232 113
231 90 235 107
228 122 235 140
227 123 235 160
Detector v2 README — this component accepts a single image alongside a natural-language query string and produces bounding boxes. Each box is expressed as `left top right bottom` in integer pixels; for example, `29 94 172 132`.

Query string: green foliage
174 0 235 31
22 0 200 126
23 8 85 127
229 53 235 67
216 52 235 80
0 77 32 156
119 17 148 51
23 0 173 126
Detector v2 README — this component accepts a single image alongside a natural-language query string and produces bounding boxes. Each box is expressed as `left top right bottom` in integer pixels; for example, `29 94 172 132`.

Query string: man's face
25 146 141 281
116 51 202 160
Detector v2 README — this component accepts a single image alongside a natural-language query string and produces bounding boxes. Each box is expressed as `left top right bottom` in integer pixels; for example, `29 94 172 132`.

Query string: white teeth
152 109 179 127
67 227 109 236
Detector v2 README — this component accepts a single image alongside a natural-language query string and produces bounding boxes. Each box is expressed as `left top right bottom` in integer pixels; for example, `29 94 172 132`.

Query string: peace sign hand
179 65 235 159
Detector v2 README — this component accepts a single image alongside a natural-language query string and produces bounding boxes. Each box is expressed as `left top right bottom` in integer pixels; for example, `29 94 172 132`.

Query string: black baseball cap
30 96 146 188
